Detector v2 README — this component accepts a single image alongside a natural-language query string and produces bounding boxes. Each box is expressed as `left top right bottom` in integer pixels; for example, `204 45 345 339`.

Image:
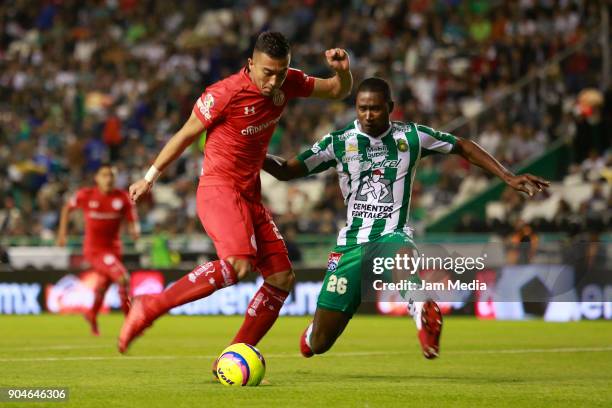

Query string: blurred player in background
263 78 550 359
119 31 353 369
56 164 140 335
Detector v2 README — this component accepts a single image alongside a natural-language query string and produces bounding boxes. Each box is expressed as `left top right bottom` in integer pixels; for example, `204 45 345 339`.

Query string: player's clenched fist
129 179 152 203
325 48 350 72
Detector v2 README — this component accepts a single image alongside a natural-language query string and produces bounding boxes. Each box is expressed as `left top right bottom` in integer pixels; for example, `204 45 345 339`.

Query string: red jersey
69 187 137 256
193 67 315 200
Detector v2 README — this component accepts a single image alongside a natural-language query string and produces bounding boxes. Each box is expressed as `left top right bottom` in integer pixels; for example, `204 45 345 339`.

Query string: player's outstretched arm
452 138 550 197
311 48 353 100
56 203 72 247
263 154 308 181
129 112 205 203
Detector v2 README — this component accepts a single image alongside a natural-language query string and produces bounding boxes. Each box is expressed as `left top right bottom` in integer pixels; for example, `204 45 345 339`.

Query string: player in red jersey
118 32 352 361
57 164 140 335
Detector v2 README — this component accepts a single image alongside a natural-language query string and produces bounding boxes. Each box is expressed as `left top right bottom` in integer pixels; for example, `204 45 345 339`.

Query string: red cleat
418 300 443 359
117 295 161 353
83 311 99 336
300 325 314 358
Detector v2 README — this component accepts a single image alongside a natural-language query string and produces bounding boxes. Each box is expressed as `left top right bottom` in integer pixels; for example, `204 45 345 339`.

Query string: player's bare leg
300 308 351 357
118 258 243 353
84 275 111 336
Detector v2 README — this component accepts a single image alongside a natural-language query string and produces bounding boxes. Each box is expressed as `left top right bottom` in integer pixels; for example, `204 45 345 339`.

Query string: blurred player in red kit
57 164 140 335
118 31 353 370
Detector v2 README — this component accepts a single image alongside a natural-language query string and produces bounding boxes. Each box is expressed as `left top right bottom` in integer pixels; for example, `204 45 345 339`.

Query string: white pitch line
1 346 611 363
1 345 110 352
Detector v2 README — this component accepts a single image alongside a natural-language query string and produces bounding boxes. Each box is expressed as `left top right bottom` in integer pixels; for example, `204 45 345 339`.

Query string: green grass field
1 314 611 407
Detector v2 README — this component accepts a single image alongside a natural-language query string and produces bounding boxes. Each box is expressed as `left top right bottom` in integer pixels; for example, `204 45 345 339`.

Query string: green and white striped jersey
297 120 457 246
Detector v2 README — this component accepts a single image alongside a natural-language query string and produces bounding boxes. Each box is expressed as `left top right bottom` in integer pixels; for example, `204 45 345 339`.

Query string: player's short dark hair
357 77 392 104
254 31 291 59
96 163 114 173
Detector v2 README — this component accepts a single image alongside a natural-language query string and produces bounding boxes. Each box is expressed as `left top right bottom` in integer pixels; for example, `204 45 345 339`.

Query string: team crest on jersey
112 198 123 210
327 252 343 272
272 89 285 106
397 139 408 152
197 93 215 120
89 201 99 209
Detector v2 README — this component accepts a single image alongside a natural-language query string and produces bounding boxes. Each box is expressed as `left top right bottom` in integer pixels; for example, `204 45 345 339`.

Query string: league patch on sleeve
197 93 215 121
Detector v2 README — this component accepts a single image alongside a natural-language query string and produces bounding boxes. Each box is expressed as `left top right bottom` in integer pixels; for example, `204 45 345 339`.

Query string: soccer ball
216 343 266 386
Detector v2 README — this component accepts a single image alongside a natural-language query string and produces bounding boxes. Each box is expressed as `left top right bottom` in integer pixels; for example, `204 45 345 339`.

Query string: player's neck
96 186 113 195
356 121 391 138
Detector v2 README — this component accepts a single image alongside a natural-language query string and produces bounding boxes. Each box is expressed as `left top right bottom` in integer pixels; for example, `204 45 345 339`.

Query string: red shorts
197 185 291 277
85 251 128 282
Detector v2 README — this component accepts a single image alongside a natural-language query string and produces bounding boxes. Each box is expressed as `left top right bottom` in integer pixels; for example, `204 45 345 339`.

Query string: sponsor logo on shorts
327 252 343 272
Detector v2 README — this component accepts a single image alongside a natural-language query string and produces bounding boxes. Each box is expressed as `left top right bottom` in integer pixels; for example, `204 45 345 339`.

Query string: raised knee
265 270 295 292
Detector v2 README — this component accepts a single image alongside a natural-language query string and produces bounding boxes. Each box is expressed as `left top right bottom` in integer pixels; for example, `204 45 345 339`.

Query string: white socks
408 300 424 330
304 322 313 349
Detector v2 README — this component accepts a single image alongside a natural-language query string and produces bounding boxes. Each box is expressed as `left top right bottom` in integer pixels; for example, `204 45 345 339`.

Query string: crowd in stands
0 0 608 243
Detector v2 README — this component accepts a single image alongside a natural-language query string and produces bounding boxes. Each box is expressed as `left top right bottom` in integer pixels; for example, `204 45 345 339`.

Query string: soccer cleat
117 295 161 353
83 310 99 336
299 325 314 358
417 300 443 359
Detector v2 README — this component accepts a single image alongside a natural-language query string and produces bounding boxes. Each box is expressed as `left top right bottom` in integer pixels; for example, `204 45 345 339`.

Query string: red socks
155 260 238 313
90 276 111 317
118 280 130 315
231 282 289 346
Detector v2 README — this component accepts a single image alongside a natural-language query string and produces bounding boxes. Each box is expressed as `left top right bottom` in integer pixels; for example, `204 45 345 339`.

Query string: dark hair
254 31 291 59
96 163 114 173
357 77 392 103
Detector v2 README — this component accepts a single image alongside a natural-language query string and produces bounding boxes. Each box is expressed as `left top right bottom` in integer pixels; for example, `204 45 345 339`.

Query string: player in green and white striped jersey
297 114 457 247
264 78 550 359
